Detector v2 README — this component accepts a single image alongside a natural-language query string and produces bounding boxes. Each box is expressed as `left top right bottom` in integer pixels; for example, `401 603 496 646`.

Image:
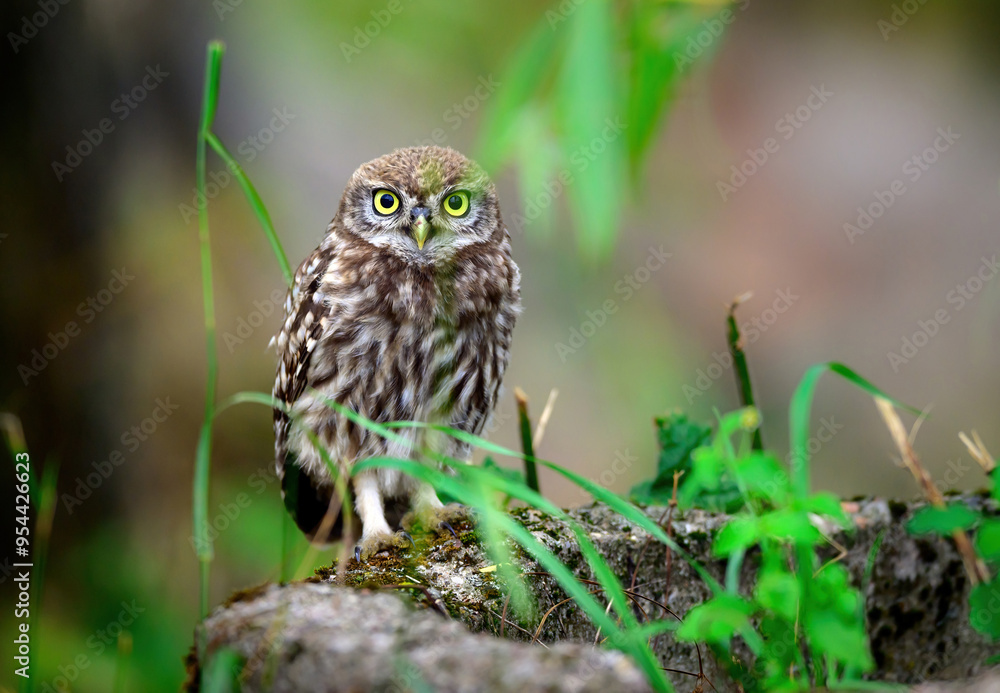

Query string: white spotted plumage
272 146 520 558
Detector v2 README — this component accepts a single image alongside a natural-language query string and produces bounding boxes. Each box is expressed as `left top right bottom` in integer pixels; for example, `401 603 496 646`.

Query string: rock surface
189 498 1000 691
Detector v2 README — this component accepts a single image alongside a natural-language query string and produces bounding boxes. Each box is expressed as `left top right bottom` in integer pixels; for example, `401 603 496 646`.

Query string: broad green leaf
969 577 1000 639
800 491 850 526
676 594 755 646
734 451 790 503
555 0 625 258
757 615 805 677
975 519 1000 561
755 569 800 622
624 3 693 177
630 412 712 504
907 503 980 536
805 611 874 671
712 516 760 556
513 105 558 239
475 19 561 172
760 509 822 545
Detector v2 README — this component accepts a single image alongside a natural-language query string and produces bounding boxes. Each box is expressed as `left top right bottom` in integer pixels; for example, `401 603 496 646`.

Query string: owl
272 146 520 561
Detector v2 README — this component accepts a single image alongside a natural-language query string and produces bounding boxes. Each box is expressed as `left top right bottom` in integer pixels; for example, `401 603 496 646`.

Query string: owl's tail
281 457 346 546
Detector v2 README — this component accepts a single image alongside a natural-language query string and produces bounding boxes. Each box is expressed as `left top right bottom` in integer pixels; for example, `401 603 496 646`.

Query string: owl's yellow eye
442 190 470 217
373 189 400 215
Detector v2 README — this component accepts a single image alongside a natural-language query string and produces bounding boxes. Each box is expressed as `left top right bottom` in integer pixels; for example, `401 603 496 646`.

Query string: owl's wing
273 247 330 434
272 244 342 540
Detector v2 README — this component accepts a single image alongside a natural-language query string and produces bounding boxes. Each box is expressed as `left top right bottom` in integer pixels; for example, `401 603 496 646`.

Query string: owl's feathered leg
402 483 469 544
353 471 412 561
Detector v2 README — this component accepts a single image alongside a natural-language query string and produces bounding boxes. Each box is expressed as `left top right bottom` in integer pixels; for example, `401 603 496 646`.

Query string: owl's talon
353 530 412 562
440 520 462 547
400 531 415 548
403 503 471 541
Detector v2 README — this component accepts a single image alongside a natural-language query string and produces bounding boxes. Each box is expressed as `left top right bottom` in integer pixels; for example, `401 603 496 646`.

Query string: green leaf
734 451 790 503
475 19 561 172
975 519 1000 562
712 517 760 556
813 563 864 620
555 0 625 258
804 611 874 671
676 594 755 646
624 5 685 177
760 509 822 545
906 503 980 536
757 615 805 679
513 105 558 239
755 568 800 622
800 491 850 526
969 577 1000 639
631 412 712 503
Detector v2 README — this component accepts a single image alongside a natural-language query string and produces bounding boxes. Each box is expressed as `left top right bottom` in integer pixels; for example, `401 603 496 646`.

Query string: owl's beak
410 207 431 250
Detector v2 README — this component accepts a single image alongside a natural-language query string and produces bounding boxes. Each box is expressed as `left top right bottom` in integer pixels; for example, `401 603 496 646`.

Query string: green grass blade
354 455 671 691
205 132 292 286
193 39 226 620
202 648 243 693
386 420 724 594
726 300 762 451
787 362 910 674
514 390 540 493
789 362 915 500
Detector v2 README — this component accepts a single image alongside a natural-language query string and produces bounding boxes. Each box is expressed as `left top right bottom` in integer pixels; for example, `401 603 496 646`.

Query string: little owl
272 146 520 560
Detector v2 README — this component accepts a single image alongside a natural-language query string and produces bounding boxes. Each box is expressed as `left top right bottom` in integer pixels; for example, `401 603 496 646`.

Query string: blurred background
2 0 999 689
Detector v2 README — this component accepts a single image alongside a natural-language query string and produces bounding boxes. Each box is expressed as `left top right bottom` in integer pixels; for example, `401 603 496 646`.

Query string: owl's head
334 146 505 264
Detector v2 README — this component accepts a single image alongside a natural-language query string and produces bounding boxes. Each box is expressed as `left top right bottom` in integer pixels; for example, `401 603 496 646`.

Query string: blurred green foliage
476 0 725 258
